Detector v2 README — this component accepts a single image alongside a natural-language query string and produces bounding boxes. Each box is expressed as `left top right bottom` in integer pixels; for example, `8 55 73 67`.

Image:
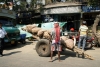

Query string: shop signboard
82 6 100 12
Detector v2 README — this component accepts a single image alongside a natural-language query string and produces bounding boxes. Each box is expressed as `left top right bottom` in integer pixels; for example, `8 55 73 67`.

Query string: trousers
78 35 87 50
0 38 4 55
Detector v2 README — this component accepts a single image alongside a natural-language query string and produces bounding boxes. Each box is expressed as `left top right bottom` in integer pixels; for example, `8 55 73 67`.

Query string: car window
0 20 13 26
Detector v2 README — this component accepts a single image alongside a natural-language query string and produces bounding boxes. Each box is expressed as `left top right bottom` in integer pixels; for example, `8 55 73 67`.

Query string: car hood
3 26 20 33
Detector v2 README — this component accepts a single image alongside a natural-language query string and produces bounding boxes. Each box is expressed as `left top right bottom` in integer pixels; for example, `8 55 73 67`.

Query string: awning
0 9 16 19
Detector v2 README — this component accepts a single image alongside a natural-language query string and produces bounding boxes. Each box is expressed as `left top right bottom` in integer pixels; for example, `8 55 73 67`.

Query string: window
0 19 13 26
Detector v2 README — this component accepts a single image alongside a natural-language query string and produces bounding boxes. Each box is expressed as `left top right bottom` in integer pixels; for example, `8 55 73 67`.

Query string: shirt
51 28 60 43
79 25 88 36
0 28 7 38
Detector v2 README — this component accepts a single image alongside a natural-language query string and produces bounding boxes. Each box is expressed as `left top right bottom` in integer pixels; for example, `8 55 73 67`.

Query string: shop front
82 6 100 29
41 6 81 31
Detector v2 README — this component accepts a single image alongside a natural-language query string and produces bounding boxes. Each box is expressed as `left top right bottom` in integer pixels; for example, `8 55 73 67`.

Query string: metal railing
62 31 79 36
45 0 88 5
51 0 88 3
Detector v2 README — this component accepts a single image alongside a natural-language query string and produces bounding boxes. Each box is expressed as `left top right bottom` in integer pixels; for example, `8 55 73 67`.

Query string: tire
35 39 51 57
21 39 26 44
57 0 61 2
21 40 26 44
76 52 79 57
85 43 93 49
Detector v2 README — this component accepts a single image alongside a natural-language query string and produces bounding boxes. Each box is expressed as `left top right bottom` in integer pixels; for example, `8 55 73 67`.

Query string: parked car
0 8 20 46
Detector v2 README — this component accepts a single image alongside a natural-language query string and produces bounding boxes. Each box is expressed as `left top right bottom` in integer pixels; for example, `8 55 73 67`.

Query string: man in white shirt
0 22 8 57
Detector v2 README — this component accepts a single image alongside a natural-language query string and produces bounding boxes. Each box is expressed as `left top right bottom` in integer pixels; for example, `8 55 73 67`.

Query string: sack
26 24 37 32
31 28 41 34
37 29 46 38
43 31 51 40
65 39 74 50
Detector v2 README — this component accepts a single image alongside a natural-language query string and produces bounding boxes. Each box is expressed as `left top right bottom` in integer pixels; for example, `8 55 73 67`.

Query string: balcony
45 0 88 5
43 0 88 9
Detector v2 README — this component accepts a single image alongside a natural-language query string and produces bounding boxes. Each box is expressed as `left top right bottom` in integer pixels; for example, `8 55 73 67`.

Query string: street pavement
0 40 100 67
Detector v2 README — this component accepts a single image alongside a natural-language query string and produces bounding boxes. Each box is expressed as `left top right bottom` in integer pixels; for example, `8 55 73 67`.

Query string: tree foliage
0 0 4 2
88 0 100 7
19 0 37 11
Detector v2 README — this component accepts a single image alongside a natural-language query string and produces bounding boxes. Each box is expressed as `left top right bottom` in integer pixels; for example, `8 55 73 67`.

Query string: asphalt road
0 40 100 67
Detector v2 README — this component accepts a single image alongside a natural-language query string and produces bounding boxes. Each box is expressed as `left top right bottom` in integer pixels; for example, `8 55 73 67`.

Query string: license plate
11 41 15 44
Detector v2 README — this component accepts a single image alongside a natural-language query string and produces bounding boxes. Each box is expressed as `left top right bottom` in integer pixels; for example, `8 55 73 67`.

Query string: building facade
40 0 100 31
41 0 82 31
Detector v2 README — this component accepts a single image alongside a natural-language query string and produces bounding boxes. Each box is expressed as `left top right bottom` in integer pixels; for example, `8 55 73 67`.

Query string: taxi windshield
0 19 13 26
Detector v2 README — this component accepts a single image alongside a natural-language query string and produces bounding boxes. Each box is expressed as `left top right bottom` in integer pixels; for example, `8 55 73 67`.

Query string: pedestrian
49 22 62 62
70 27 76 46
0 22 9 57
70 28 75 32
78 21 88 52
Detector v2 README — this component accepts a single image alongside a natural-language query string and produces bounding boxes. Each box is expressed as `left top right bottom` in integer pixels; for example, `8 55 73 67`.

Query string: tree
0 0 4 2
28 0 37 10
19 0 37 11
88 0 100 46
88 0 100 7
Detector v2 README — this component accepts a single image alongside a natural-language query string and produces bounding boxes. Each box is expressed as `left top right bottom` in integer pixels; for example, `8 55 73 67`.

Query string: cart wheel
82 53 85 58
36 39 51 57
76 52 79 57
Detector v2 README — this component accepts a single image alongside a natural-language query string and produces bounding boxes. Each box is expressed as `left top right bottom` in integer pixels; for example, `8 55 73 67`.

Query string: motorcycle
71 34 95 49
